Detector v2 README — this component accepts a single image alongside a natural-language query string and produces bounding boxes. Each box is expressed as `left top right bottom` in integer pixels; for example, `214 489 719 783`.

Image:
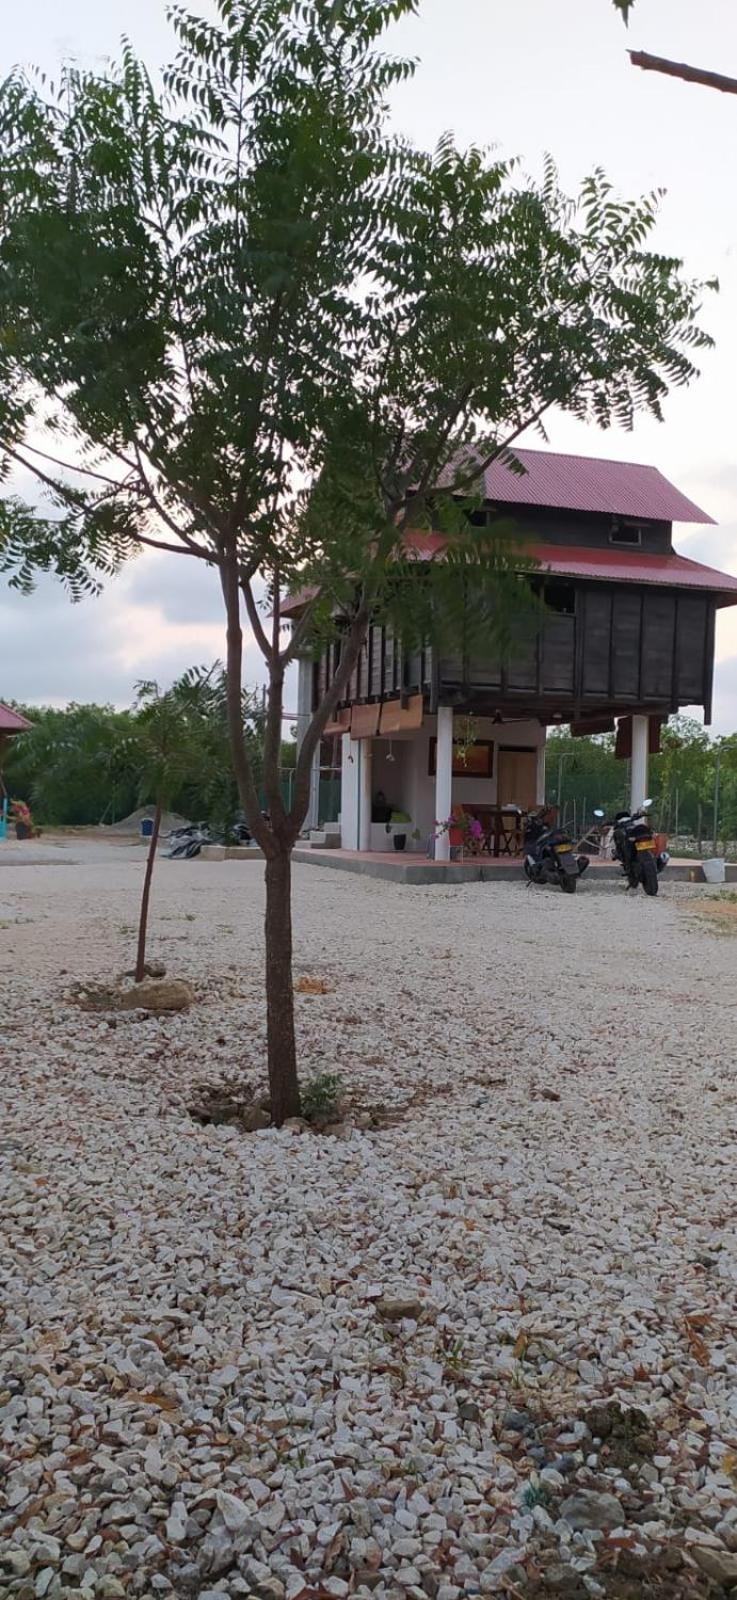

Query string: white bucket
702 857 726 884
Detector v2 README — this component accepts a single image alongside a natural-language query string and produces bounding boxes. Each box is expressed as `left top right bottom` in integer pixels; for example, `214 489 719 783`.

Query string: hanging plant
455 715 478 767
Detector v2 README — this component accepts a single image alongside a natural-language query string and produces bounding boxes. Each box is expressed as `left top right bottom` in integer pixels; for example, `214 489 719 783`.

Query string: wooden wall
313 582 717 719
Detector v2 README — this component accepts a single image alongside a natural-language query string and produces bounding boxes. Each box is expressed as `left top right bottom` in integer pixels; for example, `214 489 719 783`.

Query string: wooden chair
498 807 524 857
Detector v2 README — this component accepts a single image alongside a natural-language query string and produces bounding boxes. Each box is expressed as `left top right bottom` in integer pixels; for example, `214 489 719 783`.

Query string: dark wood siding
506 635 538 692
315 582 716 718
610 592 642 699
581 590 612 697
369 625 384 698
675 596 708 703
641 592 677 701
540 615 575 694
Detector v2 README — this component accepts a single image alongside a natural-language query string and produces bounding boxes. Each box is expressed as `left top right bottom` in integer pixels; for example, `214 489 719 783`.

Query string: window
428 738 494 778
544 581 575 616
609 523 642 547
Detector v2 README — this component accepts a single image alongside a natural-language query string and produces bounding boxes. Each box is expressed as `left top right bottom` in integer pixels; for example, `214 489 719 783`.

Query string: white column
295 656 312 752
358 740 373 852
630 715 649 812
341 734 360 850
435 706 454 862
536 739 546 806
307 746 320 832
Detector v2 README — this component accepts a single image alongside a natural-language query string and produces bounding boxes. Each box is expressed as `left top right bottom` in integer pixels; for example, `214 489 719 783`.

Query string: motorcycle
523 807 590 894
610 798 669 896
166 821 212 859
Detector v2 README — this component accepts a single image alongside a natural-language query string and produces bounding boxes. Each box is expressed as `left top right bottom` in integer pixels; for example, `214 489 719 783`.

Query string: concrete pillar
536 740 546 806
630 715 649 812
307 746 320 832
295 656 312 752
341 734 360 850
358 740 373 852
435 706 454 862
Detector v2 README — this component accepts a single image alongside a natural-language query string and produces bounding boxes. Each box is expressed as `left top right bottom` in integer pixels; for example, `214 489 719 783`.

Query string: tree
2 702 140 824
130 678 201 982
125 666 265 981
545 728 624 823
168 663 265 833
0 1 712 1122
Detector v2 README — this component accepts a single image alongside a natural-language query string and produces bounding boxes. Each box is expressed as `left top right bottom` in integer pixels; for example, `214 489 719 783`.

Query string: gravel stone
1 846 736 1599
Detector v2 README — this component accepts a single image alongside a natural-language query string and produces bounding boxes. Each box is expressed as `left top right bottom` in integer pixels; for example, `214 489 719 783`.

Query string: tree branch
134 530 213 561
441 402 552 498
220 555 273 855
630 49 737 96
241 574 273 661
2 444 88 509
12 439 128 487
130 439 213 559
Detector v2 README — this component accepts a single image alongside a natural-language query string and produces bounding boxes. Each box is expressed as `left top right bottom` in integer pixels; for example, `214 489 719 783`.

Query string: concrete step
308 830 341 848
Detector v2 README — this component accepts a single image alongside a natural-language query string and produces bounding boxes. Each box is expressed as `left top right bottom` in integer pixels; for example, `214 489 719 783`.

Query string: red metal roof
283 538 737 614
439 447 714 524
0 702 33 732
405 531 737 598
531 543 737 596
281 585 318 619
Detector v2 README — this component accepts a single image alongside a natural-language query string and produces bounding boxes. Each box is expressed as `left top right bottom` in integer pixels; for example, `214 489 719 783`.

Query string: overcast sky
3 0 737 729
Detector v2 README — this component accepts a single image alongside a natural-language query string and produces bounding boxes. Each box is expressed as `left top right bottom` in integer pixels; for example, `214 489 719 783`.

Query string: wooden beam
630 49 737 97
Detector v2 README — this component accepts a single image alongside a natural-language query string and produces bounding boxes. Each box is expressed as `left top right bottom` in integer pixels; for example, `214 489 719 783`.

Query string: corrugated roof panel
438 447 714 524
0 702 33 732
531 543 737 595
403 533 737 597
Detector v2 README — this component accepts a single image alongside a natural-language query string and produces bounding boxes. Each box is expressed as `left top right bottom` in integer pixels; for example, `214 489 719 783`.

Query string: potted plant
388 809 411 851
435 809 485 861
10 798 33 839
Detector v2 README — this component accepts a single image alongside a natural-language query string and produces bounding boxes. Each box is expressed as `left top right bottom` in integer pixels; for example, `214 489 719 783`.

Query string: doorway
497 746 538 810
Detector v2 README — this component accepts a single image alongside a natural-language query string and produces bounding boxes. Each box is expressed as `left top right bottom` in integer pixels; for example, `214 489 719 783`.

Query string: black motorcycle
611 799 668 896
523 808 590 894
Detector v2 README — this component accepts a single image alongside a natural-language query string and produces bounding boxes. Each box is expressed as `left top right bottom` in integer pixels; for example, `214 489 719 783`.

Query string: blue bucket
140 817 154 839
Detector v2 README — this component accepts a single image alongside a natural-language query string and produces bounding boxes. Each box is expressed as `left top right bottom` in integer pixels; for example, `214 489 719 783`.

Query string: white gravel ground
2 840 737 1600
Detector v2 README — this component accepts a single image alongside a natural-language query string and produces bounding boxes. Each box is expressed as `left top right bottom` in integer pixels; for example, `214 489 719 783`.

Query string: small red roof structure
0 703 33 733
439 447 714 524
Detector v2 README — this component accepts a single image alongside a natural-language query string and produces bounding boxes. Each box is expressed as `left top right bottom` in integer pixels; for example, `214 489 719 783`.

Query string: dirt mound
102 806 190 836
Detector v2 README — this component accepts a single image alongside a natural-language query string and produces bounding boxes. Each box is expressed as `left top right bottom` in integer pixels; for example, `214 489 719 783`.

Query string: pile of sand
102 805 190 836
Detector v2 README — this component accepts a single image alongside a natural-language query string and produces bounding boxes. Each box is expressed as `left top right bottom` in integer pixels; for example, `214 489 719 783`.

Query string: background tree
2 702 140 824
0 0 713 1121
2 671 265 828
168 663 265 833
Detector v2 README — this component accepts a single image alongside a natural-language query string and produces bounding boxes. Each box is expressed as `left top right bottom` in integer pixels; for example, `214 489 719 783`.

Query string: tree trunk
135 801 162 983
264 846 300 1125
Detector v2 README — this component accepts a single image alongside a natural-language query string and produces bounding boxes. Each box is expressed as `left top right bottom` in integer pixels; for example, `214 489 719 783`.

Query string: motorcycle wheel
641 854 659 896
560 873 577 893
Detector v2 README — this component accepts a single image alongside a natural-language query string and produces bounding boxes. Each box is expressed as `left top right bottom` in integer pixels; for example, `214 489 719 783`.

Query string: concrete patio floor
291 846 736 885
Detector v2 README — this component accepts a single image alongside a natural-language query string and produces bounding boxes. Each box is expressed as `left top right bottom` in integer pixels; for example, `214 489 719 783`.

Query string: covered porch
338 709 547 859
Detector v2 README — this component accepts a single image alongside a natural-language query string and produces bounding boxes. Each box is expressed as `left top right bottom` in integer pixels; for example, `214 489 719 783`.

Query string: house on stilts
290 449 737 860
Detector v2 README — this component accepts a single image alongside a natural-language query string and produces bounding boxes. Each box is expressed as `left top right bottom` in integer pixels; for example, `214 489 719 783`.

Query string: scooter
166 821 211 859
523 808 590 894
610 799 669 896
